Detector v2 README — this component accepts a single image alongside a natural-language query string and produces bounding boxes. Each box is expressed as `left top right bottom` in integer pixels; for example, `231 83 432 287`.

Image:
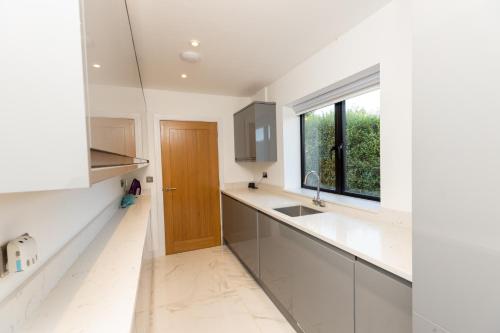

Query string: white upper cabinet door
0 0 90 193
0 0 146 193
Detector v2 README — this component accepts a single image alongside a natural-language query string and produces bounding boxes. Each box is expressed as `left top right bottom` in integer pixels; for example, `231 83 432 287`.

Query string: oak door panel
160 121 221 254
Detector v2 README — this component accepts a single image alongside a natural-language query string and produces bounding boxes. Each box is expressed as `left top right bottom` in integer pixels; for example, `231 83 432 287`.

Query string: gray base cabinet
259 213 294 312
354 261 412 333
222 194 412 333
222 194 259 277
259 212 355 333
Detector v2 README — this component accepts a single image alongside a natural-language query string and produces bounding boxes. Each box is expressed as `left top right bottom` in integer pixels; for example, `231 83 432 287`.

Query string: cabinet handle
163 187 177 192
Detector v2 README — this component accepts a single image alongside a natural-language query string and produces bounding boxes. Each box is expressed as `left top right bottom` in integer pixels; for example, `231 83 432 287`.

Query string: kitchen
0 0 498 332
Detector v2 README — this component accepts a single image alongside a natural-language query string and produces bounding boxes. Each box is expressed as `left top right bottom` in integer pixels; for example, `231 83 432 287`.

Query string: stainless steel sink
273 205 322 217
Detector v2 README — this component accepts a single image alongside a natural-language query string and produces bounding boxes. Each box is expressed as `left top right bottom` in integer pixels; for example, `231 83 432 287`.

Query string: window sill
283 187 381 213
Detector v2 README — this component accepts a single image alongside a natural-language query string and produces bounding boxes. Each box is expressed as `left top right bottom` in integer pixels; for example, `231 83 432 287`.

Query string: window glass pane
303 105 336 190
345 89 380 197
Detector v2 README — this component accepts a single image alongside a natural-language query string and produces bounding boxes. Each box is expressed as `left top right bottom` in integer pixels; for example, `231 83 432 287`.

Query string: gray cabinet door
259 213 294 312
355 260 412 333
222 194 259 277
234 110 249 161
234 102 276 162
259 212 355 333
234 105 256 161
255 103 277 162
291 225 355 333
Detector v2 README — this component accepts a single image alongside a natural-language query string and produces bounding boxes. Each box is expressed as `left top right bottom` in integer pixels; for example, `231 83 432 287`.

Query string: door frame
153 114 226 256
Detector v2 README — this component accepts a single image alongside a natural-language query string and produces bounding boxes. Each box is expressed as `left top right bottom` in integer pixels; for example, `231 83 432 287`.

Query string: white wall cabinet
0 0 147 194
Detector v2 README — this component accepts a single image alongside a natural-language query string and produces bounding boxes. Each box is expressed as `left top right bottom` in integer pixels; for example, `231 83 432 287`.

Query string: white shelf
19 195 151 333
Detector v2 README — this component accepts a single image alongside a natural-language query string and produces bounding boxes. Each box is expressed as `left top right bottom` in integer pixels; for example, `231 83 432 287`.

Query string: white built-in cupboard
0 0 147 193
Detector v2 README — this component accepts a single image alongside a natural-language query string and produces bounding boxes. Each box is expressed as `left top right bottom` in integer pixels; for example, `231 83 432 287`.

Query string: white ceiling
126 0 390 97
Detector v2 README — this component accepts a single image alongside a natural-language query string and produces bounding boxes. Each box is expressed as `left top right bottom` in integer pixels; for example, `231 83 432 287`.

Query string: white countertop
20 195 151 333
222 188 412 282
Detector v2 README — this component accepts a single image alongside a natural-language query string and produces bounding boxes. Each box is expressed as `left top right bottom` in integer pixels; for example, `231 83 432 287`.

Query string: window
300 89 380 200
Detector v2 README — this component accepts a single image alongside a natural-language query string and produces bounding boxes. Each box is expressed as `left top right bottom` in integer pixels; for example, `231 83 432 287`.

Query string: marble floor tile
149 246 295 333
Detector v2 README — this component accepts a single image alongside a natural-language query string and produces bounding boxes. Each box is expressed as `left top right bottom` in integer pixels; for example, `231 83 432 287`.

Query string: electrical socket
262 171 268 178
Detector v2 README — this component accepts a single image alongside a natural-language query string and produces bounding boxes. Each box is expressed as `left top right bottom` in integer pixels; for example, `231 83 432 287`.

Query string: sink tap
303 171 326 207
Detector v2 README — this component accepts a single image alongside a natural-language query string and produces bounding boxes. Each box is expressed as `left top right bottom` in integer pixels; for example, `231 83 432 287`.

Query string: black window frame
300 100 380 202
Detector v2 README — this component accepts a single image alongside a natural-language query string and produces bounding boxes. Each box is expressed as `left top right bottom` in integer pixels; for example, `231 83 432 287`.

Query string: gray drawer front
259 212 355 333
291 226 355 333
259 213 295 312
222 194 259 277
355 260 412 333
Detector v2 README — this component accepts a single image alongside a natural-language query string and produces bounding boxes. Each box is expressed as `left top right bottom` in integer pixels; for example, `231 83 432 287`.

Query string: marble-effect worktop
222 187 412 282
19 195 151 333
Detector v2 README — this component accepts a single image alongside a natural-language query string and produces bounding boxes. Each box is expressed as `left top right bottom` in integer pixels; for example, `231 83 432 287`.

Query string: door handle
163 187 177 192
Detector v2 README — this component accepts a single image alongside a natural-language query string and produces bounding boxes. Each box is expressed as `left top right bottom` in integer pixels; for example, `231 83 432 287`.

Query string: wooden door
160 121 221 254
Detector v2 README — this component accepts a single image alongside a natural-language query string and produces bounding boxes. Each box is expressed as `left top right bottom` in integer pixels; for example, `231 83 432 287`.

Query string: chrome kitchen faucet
303 171 326 207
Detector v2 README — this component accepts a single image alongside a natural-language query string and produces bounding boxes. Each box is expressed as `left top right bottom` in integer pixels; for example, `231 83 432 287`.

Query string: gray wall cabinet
221 194 259 277
259 212 355 333
354 260 412 333
233 102 277 162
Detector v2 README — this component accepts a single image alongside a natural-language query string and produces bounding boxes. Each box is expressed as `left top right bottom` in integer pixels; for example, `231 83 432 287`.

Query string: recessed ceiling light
181 74 188 79
190 39 200 47
92 64 101 68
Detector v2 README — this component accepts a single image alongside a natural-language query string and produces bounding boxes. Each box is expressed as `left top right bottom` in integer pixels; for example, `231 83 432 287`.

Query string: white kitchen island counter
19 195 151 333
222 187 412 282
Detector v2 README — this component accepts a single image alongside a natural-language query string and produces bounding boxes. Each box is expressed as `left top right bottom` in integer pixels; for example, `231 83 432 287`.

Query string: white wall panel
413 0 500 331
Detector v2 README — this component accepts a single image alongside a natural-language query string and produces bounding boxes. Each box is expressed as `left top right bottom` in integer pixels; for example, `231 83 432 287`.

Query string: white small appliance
7 234 38 273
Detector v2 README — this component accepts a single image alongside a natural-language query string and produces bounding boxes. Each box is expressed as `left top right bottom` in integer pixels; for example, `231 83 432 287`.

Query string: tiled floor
149 246 295 333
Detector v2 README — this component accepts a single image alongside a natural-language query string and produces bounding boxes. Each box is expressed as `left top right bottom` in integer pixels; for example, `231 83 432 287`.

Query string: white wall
252 0 412 213
412 1 500 332
141 0 413 257
0 176 124 303
142 89 252 255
